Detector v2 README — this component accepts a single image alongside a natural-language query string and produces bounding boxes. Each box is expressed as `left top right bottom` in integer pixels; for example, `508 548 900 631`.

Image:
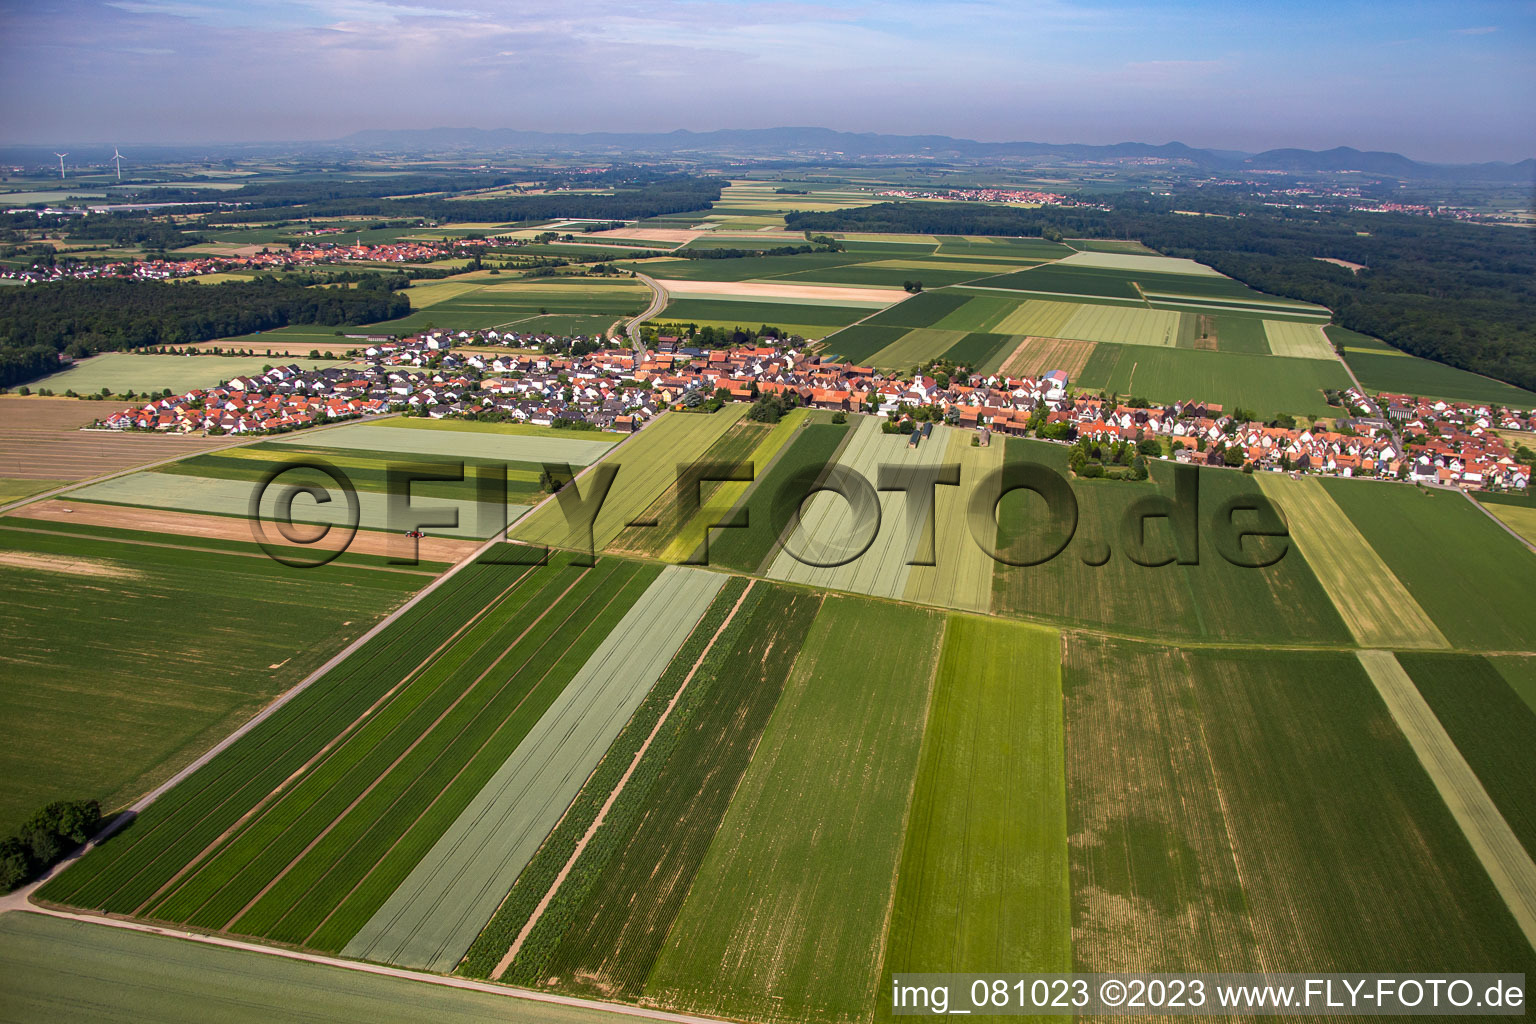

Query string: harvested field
29 353 337 394
883 617 1068 981
645 597 944 1024
0 396 229 483
514 407 747 553
1000 336 1097 380
902 429 1001 613
1263 320 1336 359
9 499 479 563
1054 251 1224 276
1255 475 1446 648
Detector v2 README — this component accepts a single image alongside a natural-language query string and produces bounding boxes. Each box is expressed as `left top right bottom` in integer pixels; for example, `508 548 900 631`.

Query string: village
0 236 498 284
88 329 1534 493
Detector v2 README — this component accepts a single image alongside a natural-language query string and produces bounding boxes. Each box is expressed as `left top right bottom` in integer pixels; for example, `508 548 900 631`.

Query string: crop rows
697 419 853 574
231 564 659 950
456 576 754 979
39 552 541 911
532 586 823 998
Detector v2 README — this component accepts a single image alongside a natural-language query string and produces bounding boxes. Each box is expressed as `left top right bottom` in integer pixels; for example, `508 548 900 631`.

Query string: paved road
627 272 668 362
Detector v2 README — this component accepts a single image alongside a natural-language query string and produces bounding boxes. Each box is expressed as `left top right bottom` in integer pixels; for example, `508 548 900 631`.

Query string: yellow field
1057 304 1181 347
902 429 1002 612
992 299 1078 337
1485 503 1536 547
1256 476 1448 648
1264 320 1336 360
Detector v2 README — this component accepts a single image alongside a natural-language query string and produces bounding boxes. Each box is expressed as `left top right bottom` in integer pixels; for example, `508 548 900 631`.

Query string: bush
831 411 847 424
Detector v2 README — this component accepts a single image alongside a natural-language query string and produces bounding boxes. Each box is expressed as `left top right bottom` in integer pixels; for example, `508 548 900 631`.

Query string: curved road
626 272 668 361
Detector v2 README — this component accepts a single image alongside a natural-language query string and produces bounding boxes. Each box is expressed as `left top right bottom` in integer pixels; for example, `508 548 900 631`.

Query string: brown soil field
8 499 481 563
0 397 229 482
1001 336 1097 380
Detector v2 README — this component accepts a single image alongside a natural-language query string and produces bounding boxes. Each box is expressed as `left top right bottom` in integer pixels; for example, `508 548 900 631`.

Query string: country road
627 272 668 361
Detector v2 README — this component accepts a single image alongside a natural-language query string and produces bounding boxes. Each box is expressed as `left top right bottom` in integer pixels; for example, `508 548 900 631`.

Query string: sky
0 0 1532 162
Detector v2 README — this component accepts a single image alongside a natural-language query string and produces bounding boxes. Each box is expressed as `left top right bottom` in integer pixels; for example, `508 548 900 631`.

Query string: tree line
0 800 101 891
0 276 410 387
787 200 1536 392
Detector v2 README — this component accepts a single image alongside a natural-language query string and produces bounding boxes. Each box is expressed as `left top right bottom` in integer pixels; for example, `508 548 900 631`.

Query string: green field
1065 638 1536 974
656 297 871 329
1086 345 1351 416
481 585 823 996
1322 478 1536 649
1329 326 1536 405
882 617 1068 984
0 913 621 1024
0 526 421 836
366 276 649 335
0 478 65 504
991 442 1351 644
866 328 970 369
645 596 944 1024
37 552 583 920
29 353 339 394
818 324 908 362
861 291 971 329
1398 653 1536 860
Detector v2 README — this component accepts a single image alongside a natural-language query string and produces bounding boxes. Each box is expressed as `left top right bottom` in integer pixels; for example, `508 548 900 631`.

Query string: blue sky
1 0 1531 161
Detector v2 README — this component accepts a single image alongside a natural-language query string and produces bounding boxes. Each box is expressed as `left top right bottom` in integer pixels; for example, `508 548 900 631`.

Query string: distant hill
331 126 1534 181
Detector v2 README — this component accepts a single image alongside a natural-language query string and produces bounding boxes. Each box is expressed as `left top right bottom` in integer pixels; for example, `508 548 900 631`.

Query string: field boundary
1356 650 1536 952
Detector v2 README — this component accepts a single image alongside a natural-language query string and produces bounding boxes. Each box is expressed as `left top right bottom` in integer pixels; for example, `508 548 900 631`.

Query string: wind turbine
55 152 68 179
112 147 125 181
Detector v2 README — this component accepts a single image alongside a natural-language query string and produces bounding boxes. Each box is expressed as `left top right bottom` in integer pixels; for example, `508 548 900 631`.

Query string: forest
787 200 1536 392
0 276 409 387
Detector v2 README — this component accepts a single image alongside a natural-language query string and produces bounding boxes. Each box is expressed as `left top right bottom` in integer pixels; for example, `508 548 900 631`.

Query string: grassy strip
456 577 752 978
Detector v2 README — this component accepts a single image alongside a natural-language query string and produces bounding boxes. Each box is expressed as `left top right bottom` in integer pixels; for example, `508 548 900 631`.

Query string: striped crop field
342 565 727 972
1055 303 1182 347
40 552 686 962
702 417 854 574
605 415 773 559
1262 320 1336 359
765 415 956 600
881 616 1069 984
512 407 748 553
1255 475 1447 648
866 328 970 370
469 583 824 994
644 596 944 1024
1321 478 1536 650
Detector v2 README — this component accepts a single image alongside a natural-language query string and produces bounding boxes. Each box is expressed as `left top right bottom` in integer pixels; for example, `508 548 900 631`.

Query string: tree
1224 446 1245 467
1129 453 1149 480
